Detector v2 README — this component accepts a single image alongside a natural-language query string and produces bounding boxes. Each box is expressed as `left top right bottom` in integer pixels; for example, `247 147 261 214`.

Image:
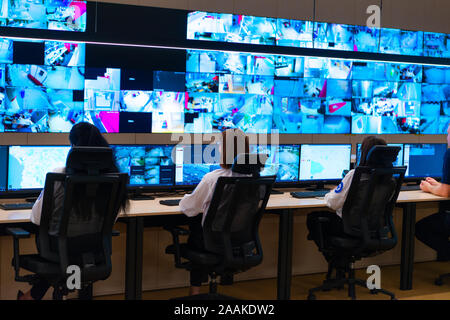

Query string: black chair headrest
231 153 268 175
366 145 401 168
66 147 114 175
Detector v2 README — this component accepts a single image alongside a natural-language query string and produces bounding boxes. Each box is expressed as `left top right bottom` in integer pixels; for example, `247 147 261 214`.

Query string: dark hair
359 136 387 166
68 122 128 213
69 122 110 148
220 129 250 169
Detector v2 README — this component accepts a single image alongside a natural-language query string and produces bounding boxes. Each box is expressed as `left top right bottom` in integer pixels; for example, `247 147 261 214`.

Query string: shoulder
345 169 355 179
203 168 230 181
445 149 450 159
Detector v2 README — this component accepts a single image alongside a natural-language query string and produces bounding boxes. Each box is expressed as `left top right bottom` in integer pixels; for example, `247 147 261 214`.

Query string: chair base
308 273 396 300
435 273 450 286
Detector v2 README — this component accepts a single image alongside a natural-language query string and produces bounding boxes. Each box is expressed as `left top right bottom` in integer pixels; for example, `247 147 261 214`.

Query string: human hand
425 177 439 186
420 180 432 193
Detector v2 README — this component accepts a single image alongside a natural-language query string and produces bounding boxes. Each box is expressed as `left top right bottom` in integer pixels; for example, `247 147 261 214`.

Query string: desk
0 190 448 300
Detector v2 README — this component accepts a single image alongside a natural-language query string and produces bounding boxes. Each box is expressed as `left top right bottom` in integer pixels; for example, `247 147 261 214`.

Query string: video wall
186 49 450 134
187 11 450 58
0 5 449 135
0 34 449 134
0 0 86 32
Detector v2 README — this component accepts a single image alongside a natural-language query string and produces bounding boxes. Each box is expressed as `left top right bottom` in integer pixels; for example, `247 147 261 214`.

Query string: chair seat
329 236 362 249
16 254 61 277
166 244 222 266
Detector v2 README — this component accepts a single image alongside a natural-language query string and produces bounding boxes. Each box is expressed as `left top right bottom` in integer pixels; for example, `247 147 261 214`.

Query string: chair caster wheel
435 278 444 286
391 297 397 300
370 290 377 295
307 294 316 300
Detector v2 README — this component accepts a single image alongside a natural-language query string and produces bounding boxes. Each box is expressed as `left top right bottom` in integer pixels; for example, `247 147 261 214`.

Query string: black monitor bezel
297 143 352 186
403 143 447 181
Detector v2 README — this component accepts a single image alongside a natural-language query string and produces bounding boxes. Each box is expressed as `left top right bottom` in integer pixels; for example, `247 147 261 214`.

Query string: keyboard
401 185 421 191
291 191 329 199
0 203 34 211
159 199 181 206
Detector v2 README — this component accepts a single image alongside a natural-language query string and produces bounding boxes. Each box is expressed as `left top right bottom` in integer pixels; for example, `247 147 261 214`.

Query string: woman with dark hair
179 128 250 296
306 136 387 253
18 122 128 300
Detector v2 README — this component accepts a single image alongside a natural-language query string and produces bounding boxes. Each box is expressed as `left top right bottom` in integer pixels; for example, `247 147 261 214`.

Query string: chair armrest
6 228 31 239
6 228 33 283
315 217 331 251
163 225 190 236
163 226 190 268
112 230 120 237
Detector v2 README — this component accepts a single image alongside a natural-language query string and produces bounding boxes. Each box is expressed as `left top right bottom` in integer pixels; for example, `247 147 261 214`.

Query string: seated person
415 125 450 262
306 136 387 256
179 128 250 296
18 122 128 300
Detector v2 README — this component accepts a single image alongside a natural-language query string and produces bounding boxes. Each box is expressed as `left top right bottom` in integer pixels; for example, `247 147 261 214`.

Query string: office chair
307 146 406 300
435 209 450 286
165 153 275 299
7 147 128 300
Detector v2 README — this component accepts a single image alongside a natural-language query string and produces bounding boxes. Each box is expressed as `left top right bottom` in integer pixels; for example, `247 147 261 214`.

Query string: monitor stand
130 191 155 201
405 180 421 186
305 182 330 192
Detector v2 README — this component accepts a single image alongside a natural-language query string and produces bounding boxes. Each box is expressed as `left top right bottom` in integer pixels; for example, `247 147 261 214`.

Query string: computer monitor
0 146 8 193
356 143 404 167
250 144 300 183
111 145 175 188
403 144 447 179
7 145 71 193
299 144 352 189
174 144 221 187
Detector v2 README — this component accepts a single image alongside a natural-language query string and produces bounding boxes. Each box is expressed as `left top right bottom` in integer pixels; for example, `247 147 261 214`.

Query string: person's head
69 122 110 148
359 136 387 166
220 128 250 169
68 122 128 213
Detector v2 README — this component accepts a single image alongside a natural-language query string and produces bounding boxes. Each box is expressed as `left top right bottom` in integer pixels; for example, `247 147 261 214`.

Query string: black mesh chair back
202 153 275 271
38 147 128 282
341 146 406 251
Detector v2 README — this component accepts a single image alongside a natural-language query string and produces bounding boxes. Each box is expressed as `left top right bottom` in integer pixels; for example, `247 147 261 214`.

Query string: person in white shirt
306 136 387 259
179 128 250 296
19 122 128 300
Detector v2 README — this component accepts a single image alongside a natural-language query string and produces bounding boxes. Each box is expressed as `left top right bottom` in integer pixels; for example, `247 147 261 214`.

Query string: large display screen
250 144 300 182
7 145 70 190
299 144 351 181
112 144 174 186
403 143 447 178
0 0 87 32
174 144 221 186
187 11 450 59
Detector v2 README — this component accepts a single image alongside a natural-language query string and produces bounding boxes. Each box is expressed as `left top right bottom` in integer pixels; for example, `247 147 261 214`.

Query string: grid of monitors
187 49 450 134
0 36 449 135
0 38 88 133
187 11 450 58
112 144 174 187
299 144 352 181
1 143 356 193
0 0 87 32
356 143 447 179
